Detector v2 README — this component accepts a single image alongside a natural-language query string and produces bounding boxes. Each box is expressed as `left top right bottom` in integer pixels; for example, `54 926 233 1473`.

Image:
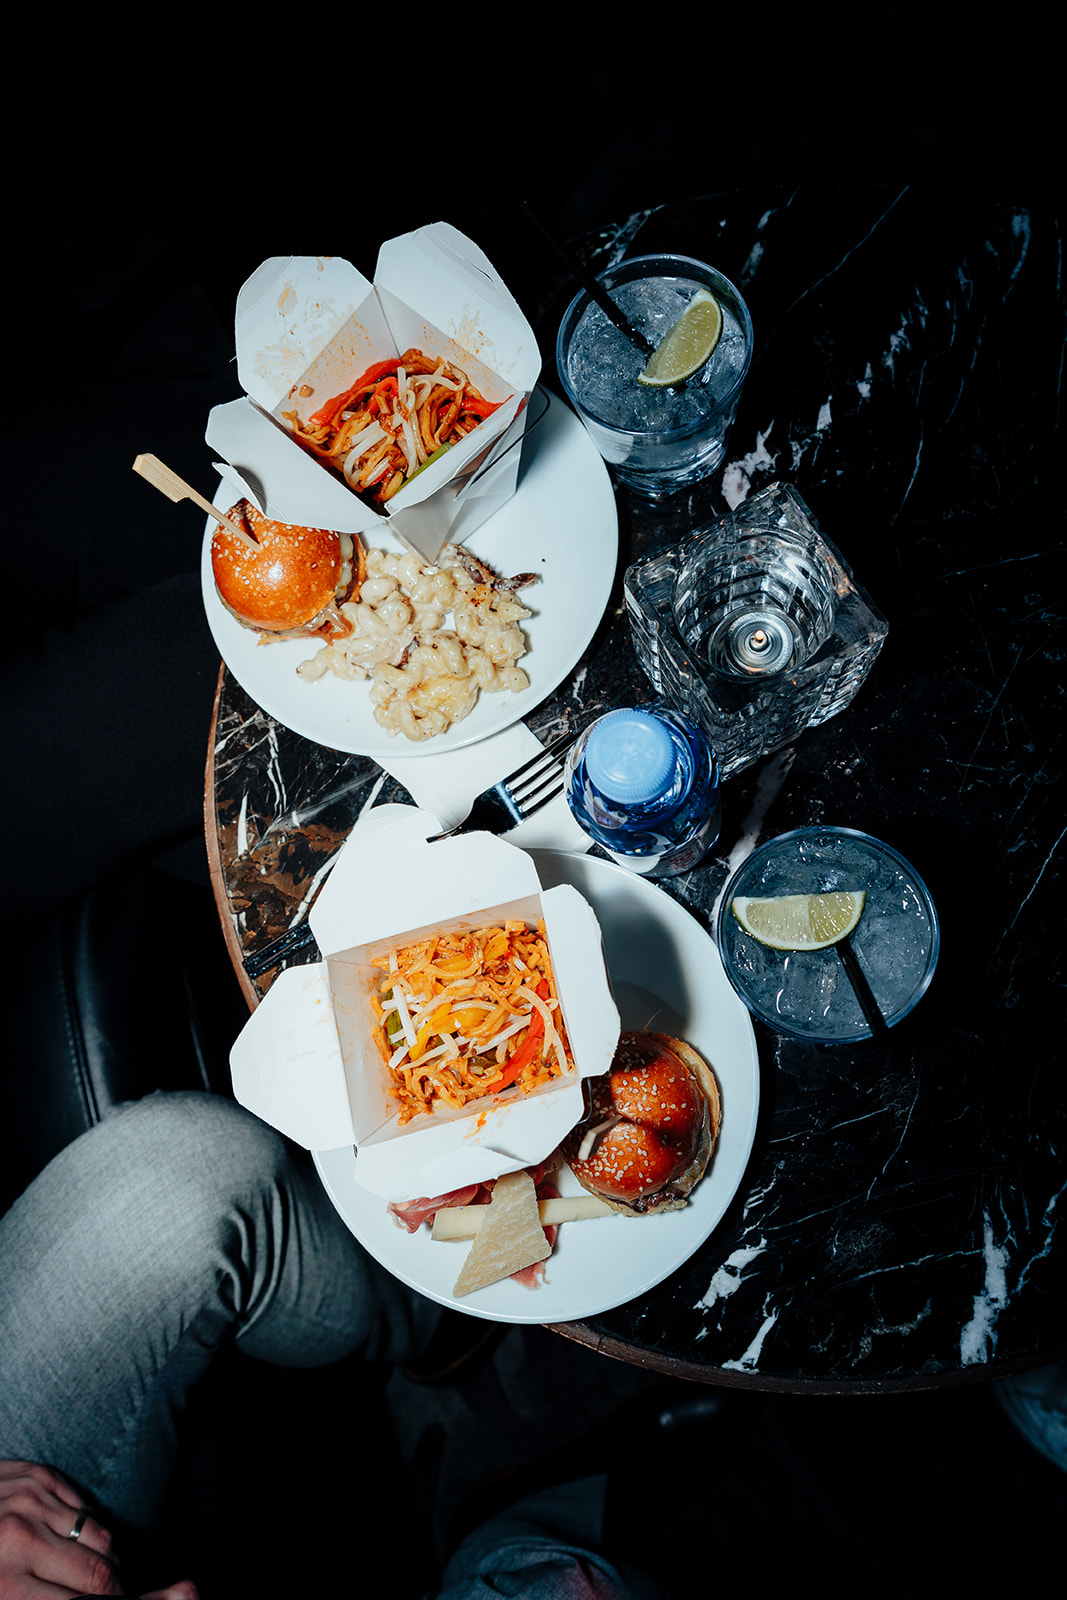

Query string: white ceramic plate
314 850 760 1324
200 392 617 758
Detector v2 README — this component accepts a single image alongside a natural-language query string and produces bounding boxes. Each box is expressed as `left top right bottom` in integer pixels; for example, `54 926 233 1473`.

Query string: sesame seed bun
211 500 363 638
564 1031 721 1215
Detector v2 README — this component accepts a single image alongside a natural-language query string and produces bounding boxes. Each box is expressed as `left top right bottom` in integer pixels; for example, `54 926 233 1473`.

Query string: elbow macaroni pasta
297 544 535 742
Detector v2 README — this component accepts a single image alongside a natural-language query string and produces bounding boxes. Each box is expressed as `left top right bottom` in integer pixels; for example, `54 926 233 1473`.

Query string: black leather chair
1 863 248 1218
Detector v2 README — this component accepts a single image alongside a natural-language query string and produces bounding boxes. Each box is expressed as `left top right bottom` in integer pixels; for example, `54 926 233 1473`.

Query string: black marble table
206 183 1066 1393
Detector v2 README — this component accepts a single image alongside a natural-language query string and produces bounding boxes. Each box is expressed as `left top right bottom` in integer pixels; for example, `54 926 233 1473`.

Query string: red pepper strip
369 376 399 414
491 980 550 1091
457 393 504 418
309 358 400 428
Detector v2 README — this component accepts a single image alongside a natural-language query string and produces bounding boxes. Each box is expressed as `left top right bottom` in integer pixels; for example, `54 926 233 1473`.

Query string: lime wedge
731 891 867 951
636 289 723 387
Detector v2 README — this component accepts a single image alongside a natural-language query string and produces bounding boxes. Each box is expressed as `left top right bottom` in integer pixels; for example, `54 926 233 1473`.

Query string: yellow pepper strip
408 1000 457 1062
482 931 510 965
452 1005 489 1035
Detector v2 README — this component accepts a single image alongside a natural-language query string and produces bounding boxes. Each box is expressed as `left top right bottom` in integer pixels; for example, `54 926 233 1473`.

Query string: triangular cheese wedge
452 1170 550 1297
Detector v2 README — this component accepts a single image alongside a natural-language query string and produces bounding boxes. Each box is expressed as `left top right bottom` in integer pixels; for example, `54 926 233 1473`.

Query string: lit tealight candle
714 606 798 673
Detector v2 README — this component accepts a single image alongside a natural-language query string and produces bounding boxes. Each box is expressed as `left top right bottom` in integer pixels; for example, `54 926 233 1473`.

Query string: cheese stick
431 1192 615 1241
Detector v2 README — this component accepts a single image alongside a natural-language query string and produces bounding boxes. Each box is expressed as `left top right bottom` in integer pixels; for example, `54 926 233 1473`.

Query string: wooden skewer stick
132 454 260 550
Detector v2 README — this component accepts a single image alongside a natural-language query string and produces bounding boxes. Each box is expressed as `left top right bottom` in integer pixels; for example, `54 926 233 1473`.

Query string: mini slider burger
211 499 365 641
563 1031 721 1215
403 1030 722 1297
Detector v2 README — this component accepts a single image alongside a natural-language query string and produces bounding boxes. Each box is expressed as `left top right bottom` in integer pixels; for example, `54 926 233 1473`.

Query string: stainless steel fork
425 729 576 842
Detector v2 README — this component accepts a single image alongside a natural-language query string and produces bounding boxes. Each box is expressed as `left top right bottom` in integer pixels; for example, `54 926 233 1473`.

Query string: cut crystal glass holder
624 483 889 779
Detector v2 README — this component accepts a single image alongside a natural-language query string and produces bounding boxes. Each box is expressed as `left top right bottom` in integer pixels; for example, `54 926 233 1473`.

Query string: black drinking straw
835 935 890 1039
521 201 655 358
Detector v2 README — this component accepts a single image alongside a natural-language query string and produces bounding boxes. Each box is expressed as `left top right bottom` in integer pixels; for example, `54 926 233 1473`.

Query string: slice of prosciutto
387 1183 489 1234
388 1166 560 1288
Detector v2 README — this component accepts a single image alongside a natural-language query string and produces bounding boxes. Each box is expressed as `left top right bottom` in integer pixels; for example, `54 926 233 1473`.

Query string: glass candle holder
624 483 889 778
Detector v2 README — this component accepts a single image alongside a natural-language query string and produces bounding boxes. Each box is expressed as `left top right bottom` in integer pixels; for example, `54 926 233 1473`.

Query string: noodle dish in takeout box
206 226 541 563
228 806 620 1202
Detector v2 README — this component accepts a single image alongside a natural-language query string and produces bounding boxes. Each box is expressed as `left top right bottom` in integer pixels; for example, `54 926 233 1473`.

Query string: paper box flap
205 398 382 537
375 224 541 390
233 254 380 412
229 962 353 1152
308 806 542 950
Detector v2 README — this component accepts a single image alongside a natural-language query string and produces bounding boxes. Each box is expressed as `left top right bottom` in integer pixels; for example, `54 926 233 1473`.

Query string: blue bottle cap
584 709 676 803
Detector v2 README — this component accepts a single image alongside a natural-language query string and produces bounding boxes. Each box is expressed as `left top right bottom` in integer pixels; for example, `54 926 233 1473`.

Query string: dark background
5 5 1055 926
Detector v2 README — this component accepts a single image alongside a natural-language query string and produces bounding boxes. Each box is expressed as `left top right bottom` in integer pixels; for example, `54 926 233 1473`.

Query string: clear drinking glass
556 254 753 496
716 828 940 1042
624 483 889 778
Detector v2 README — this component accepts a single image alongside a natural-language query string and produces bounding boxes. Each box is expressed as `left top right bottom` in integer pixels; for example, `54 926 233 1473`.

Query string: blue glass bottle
565 706 721 878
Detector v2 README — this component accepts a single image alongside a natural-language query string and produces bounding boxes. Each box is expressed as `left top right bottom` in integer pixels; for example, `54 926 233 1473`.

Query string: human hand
64 1589 199 1600
62 1587 199 1599
119 1588 200 1599
0 1459 119 1596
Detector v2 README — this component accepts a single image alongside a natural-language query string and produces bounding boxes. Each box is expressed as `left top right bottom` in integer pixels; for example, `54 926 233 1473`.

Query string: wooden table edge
545 1322 1067 1394
205 663 259 1013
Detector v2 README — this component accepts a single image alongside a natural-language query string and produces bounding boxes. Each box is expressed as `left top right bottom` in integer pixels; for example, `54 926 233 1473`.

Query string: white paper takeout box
229 807 620 1202
205 227 541 563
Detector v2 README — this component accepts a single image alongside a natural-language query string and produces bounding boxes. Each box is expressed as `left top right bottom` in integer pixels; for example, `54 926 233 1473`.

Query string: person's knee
101 1091 297 1204
84 1093 303 1292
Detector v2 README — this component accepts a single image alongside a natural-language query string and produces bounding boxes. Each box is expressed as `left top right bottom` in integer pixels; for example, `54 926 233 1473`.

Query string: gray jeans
0 1092 663 1598
0 1092 438 1531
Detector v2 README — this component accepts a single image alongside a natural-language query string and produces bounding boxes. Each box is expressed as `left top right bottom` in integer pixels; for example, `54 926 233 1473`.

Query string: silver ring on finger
69 1506 90 1541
